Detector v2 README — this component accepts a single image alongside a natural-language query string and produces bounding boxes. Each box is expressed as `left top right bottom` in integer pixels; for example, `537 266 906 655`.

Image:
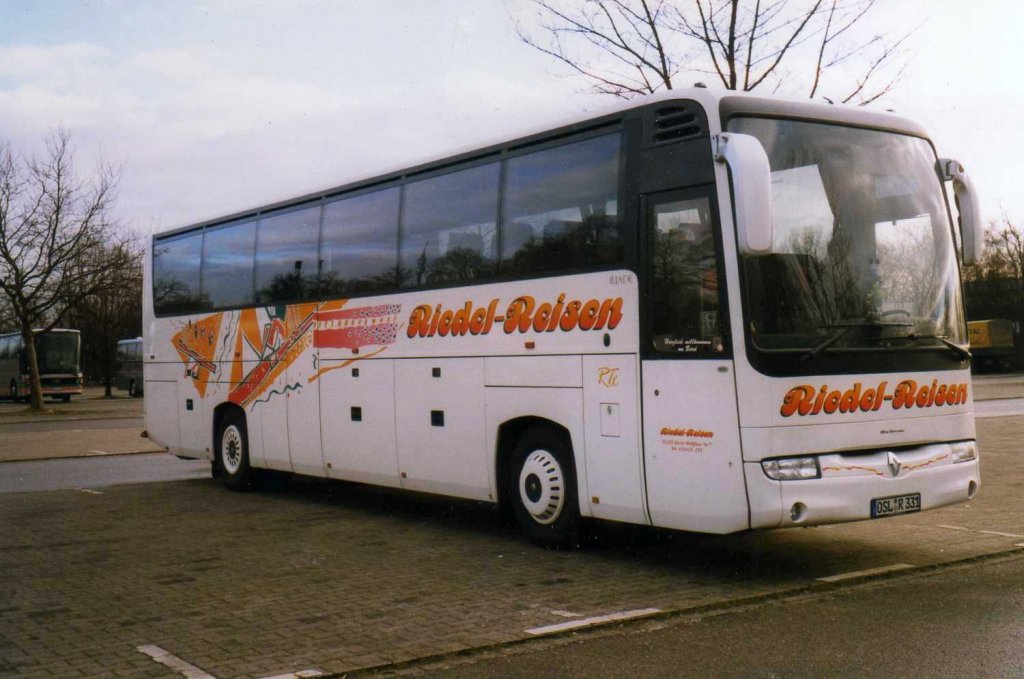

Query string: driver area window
647 193 728 356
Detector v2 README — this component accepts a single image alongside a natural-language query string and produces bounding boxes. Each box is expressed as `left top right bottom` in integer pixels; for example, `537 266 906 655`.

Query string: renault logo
887 451 902 477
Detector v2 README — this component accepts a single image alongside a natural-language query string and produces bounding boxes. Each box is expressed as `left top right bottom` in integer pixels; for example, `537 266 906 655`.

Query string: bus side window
153 231 205 315
647 194 728 356
501 133 622 275
254 205 321 304
399 163 499 288
320 188 401 295
201 220 257 310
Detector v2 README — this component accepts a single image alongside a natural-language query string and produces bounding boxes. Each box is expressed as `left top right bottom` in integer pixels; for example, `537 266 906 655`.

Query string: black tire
509 426 581 549
216 409 252 491
60 395 71 403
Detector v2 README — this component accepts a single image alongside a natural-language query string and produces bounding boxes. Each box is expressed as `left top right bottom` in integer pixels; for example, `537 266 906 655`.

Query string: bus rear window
153 232 205 315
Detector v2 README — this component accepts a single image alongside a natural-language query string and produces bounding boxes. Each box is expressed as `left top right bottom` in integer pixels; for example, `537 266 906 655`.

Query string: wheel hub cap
518 450 564 525
222 426 243 474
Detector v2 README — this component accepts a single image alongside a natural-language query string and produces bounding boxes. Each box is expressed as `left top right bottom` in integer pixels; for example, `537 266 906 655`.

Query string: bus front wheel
510 427 581 549
217 410 252 491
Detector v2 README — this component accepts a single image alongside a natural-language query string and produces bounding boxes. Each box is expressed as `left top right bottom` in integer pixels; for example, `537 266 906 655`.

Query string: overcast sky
1 0 1021 236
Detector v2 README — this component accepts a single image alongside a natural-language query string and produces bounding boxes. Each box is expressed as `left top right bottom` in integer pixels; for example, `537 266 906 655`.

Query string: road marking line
75 488 103 495
937 524 1024 539
256 671 325 679
525 608 662 635
88 449 108 455
816 563 915 583
137 644 217 679
549 610 583 618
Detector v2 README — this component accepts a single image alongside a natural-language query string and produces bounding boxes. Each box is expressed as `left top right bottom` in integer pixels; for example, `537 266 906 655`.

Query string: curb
0 448 165 465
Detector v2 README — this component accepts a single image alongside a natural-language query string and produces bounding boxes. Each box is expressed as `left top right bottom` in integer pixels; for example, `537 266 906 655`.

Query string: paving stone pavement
0 415 1021 679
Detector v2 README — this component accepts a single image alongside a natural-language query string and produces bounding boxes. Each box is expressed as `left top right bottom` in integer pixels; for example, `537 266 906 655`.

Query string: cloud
0 42 109 79
130 48 218 80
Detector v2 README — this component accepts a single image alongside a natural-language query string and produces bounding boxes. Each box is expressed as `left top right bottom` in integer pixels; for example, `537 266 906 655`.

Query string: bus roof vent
650 105 703 145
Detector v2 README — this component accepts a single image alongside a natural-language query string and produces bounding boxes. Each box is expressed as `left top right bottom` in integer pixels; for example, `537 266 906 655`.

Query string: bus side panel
245 399 267 468
484 385 590 518
395 358 489 501
177 381 208 458
287 346 323 477
581 354 646 524
321 358 402 488
259 387 292 472
641 359 748 533
144 380 180 453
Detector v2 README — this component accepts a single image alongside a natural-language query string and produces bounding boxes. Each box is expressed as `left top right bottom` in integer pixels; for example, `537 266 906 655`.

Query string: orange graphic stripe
308 346 389 383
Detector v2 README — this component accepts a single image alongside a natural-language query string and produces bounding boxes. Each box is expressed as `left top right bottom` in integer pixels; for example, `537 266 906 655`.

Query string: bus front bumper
746 442 980 529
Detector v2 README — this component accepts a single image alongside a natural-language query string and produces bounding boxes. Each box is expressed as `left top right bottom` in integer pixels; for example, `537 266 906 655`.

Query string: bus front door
640 189 748 533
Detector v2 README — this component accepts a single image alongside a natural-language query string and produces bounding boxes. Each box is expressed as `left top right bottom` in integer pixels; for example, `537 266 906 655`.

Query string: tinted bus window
501 134 621 275
153 232 205 314
400 163 499 288
320 188 401 295
648 194 728 356
255 205 321 304
202 220 256 309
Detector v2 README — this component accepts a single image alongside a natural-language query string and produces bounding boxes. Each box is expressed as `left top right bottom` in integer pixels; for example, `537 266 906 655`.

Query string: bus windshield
730 117 966 358
37 333 79 374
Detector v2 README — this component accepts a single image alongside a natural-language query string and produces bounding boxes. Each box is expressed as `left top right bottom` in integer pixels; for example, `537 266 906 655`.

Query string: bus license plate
871 493 921 518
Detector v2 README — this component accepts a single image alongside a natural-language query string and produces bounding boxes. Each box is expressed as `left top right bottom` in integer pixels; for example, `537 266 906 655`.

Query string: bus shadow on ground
237 473 911 588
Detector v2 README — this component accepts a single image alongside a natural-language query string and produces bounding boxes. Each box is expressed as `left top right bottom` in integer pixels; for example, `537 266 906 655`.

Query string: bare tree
0 129 134 410
962 219 1024 367
60 239 143 397
964 221 1024 291
985 221 1024 283
0 294 14 333
517 0 913 104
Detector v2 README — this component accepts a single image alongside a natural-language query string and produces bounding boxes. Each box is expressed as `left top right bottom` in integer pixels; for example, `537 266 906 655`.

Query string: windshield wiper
893 333 972 360
801 319 914 362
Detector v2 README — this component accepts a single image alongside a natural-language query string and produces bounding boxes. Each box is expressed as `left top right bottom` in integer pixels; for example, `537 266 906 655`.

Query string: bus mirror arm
939 158 984 265
714 133 773 256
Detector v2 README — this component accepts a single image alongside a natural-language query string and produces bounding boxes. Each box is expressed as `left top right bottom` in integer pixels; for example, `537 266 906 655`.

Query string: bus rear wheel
509 427 581 549
217 410 252 491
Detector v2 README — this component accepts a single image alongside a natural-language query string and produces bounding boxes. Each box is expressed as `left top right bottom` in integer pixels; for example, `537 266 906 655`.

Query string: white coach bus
144 89 983 547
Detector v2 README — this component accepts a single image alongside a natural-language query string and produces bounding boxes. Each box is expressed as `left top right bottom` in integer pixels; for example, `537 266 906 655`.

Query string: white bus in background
0 329 83 403
144 89 984 547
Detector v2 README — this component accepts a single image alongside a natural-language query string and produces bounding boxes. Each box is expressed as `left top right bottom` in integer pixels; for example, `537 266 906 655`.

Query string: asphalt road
0 416 142 433
418 553 1024 678
976 396 1024 418
0 452 209 493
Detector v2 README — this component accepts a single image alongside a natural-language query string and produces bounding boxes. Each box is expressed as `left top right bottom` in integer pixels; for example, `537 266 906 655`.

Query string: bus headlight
762 456 820 481
951 441 977 464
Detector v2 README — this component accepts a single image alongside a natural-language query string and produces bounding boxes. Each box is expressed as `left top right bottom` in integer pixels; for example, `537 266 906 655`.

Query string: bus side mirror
714 132 773 256
940 158 984 265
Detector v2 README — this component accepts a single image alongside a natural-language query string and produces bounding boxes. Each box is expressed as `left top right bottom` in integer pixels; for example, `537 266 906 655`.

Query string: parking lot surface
1 411 1021 678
